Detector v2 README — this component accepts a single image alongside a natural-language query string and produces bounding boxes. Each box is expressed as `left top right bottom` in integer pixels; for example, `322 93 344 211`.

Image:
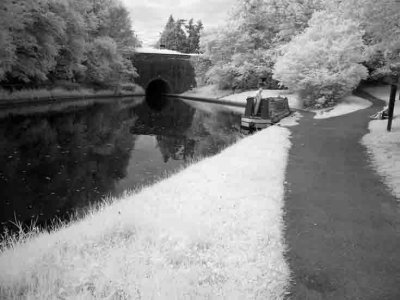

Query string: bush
52 80 81 91
273 11 368 107
205 52 280 91
190 55 212 87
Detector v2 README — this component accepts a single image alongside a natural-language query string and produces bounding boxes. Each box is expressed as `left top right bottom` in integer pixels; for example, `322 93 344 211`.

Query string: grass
0 94 145 119
0 126 291 299
312 95 372 119
361 85 400 200
0 85 145 102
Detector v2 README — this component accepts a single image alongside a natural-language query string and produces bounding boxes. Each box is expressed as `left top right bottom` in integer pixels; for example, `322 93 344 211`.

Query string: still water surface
0 97 241 232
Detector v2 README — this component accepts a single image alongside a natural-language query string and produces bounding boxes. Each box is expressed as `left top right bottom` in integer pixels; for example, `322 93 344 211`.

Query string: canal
0 97 242 233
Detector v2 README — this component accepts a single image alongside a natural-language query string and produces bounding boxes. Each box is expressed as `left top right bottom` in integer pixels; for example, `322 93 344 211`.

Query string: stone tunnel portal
145 78 171 110
131 51 196 110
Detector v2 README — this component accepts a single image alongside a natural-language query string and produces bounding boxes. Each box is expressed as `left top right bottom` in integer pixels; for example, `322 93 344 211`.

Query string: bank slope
0 127 291 299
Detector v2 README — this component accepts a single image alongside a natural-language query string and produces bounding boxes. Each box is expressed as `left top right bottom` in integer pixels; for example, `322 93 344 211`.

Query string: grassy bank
0 126 291 299
0 85 295 299
0 85 145 104
361 85 400 200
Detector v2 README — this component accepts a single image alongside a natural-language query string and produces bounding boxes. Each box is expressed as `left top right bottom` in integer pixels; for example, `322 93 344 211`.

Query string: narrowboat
241 96 291 131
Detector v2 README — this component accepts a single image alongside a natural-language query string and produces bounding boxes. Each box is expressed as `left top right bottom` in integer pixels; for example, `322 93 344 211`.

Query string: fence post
387 84 397 132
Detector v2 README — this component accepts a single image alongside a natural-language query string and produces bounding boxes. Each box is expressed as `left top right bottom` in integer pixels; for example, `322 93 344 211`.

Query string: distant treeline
0 0 141 90
157 15 203 54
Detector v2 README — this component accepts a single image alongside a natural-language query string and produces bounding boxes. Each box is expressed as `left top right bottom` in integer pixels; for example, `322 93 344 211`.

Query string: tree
273 11 368 107
198 0 322 89
0 0 140 87
78 0 138 86
171 18 187 51
0 0 65 83
158 15 175 48
185 19 203 53
274 0 323 43
329 0 400 80
192 20 203 53
84 37 136 87
185 19 196 53
0 0 20 80
48 0 87 81
157 15 202 53
96 1 141 50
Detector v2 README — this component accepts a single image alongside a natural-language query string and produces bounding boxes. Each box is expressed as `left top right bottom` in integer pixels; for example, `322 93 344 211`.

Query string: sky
121 0 234 46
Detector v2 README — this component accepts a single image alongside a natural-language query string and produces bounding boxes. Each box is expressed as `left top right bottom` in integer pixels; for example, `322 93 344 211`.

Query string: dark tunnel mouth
145 79 171 111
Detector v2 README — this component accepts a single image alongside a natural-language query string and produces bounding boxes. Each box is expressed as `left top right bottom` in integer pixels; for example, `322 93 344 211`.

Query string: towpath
284 91 400 299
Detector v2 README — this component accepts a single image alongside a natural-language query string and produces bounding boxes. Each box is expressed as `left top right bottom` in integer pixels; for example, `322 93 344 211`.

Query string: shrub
206 51 280 91
190 55 212 87
52 80 81 91
273 11 368 107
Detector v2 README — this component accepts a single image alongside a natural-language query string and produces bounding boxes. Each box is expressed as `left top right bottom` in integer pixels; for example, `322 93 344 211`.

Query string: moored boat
241 95 291 132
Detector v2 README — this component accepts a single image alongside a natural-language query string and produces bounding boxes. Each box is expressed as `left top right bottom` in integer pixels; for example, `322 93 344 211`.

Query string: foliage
186 19 203 53
200 0 400 97
205 50 279 90
157 15 203 53
272 0 324 43
190 55 212 87
273 11 368 107
84 37 137 87
328 0 400 80
199 0 322 90
0 0 141 87
0 0 66 83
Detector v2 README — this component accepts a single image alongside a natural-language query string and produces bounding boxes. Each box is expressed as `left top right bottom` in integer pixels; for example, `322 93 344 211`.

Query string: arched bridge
131 50 245 110
132 51 196 109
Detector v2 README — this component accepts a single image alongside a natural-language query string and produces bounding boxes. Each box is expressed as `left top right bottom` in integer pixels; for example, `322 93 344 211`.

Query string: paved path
284 91 400 299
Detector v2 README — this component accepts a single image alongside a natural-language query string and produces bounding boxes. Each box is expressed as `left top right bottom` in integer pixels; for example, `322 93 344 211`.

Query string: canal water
0 97 242 233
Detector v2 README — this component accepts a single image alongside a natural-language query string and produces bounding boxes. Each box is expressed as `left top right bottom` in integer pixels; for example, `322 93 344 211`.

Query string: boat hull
241 117 272 130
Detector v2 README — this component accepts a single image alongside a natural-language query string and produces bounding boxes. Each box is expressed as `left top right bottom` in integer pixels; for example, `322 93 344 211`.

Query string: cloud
121 0 234 46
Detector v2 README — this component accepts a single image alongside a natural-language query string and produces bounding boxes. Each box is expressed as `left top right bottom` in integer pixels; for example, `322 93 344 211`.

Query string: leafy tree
94 0 141 50
79 0 138 87
157 16 203 53
273 11 368 107
1 0 65 83
0 0 19 80
158 15 176 49
48 0 87 81
328 0 400 80
185 19 196 53
190 55 212 86
84 37 136 87
185 19 203 53
199 0 322 89
171 19 187 51
273 0 323 43
0 0 140 87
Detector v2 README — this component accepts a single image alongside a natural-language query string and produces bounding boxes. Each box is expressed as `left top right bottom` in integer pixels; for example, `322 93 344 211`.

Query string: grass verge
0 85 144 103
361 85 400 200
0 126 291 299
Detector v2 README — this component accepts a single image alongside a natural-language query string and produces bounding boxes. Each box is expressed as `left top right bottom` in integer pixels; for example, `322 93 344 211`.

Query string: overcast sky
121 0 234 46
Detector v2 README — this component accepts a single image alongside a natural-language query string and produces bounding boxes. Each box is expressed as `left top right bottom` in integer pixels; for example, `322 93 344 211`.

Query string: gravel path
284 91 400 299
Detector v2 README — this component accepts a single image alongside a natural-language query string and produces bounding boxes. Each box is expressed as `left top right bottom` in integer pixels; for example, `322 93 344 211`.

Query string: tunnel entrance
145 79 171 110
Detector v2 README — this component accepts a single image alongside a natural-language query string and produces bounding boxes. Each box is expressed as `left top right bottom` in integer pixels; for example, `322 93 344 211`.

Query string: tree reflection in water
0 97 241 232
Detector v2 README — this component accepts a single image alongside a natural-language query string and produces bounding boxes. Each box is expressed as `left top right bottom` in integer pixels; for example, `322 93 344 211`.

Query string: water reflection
0 97 241 232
